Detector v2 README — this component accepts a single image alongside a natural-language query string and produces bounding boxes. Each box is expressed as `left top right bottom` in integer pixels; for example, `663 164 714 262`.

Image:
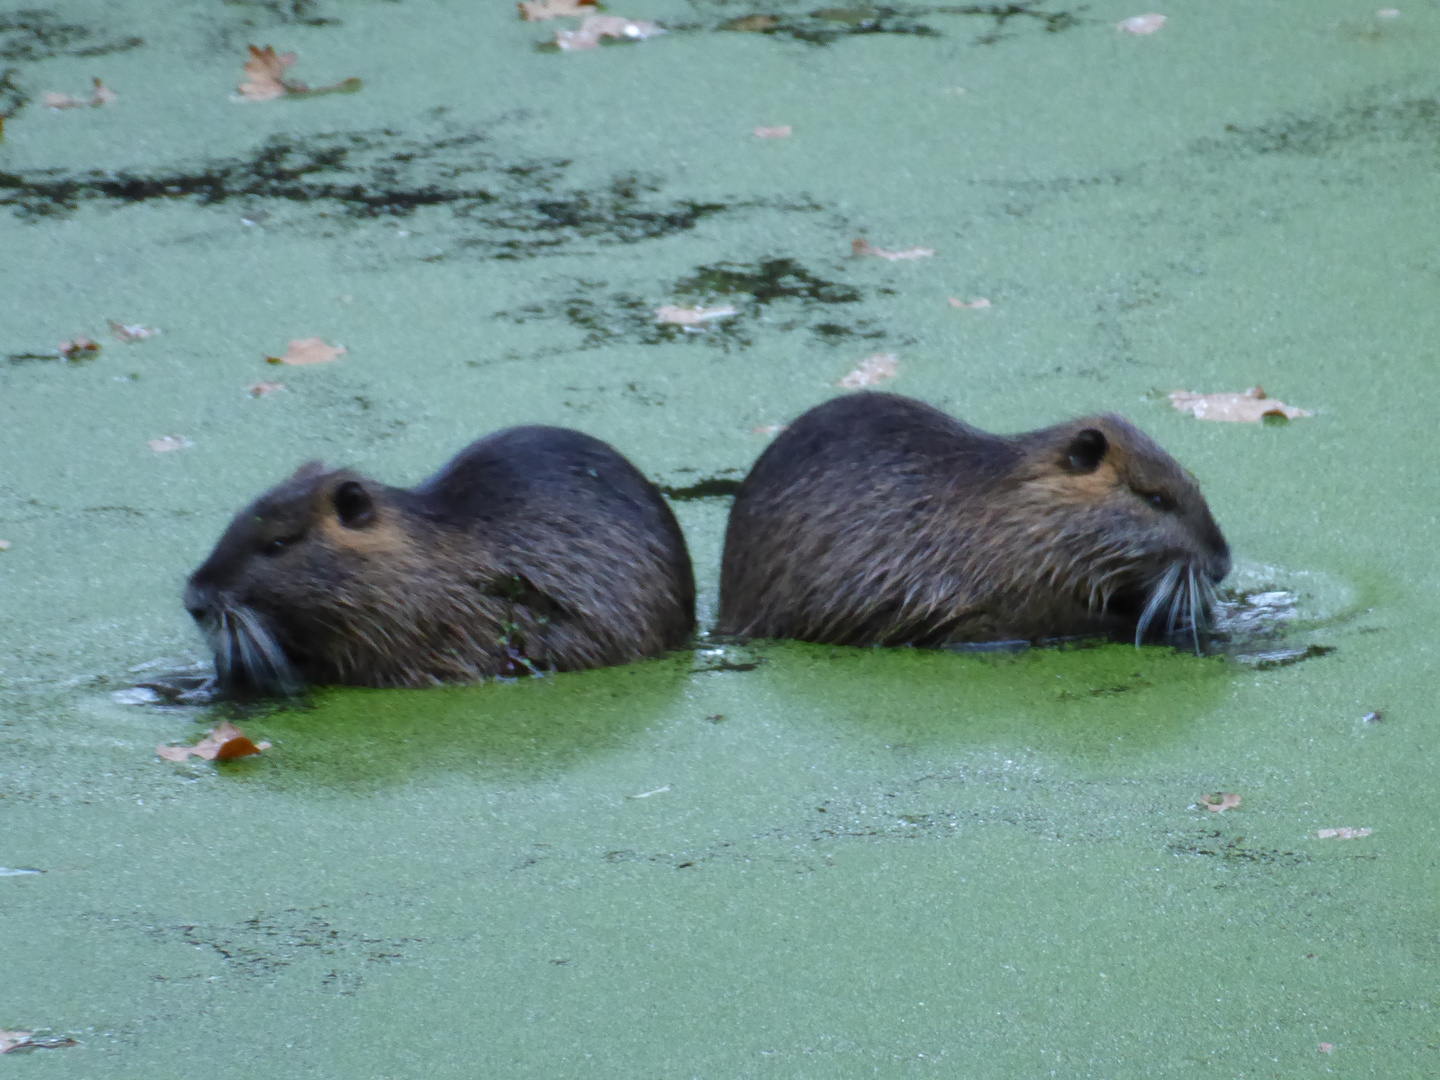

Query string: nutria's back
717 392 1229 648
186 426 695 691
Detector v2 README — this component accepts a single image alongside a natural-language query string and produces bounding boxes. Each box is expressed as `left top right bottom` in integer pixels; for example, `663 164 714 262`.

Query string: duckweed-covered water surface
2 0 1437 1074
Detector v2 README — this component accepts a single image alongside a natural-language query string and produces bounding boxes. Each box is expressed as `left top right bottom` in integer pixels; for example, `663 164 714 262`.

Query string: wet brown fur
186 426 695 689
717 392 1230 646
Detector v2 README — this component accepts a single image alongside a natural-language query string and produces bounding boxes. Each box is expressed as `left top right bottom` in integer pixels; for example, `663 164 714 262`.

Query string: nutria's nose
183 582 216 623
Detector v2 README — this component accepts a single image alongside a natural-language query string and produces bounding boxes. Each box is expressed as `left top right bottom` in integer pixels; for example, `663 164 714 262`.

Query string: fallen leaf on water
1317 827 1371 839
554 15 665 50
1319 1043 1334 1053
752 423 786 436
148 436 194 452
753 125 792 138
1118 13 1167 33
43 78 116 109
0 1031 76 1054
247 380 286 397
1361 710 1383 723
837 352 898 389
1200 792 1241 813
948 297 991 309
58 338 100 361
0 540 11 551
1377 8 1399 17
236 45 361 101
655 304 738 326
109 320 160 342
266 337 345 365
853 237 935 261
1169 387 1311 422
519 0 596 18
157 721 271 762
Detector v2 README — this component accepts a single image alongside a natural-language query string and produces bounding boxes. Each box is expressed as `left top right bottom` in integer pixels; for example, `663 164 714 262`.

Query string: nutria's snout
182 576 303 696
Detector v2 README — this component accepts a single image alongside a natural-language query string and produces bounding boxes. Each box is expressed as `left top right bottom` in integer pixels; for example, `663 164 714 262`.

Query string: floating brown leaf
1200 792 1241 813
837 352 898 389
148 436 194 452
58 337 100 361
655 304 738 326
554 15 665 50
1169 386 1311 422
108 320 160 342
519 0 597 20
1118 13 1167 33
237 45 361 101
266 337 345 365
42 78 116 110
247 380 287 397
157 721 271 762
852 238 935 261
1316 827 1372 839
948 297 991 309
725 14 780 30
1319 1043 1334 1054
753 125 792 138
0 1031 77 1054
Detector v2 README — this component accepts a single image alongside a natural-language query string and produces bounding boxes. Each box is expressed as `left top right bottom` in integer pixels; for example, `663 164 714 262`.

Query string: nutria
717 392 1230 649
184 426 695 692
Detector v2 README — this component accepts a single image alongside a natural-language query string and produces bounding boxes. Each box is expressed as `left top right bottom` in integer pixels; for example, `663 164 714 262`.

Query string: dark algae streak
0 9 143 62
711 3 1081 45
0 128 745 256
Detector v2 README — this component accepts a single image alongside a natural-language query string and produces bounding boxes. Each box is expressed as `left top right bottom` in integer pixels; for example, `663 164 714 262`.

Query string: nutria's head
184 462 425 693
1006 415 1230 646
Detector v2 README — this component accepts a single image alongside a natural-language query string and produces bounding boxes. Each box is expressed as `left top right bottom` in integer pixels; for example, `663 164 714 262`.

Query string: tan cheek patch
317 514 414 558
1020 462 1122 507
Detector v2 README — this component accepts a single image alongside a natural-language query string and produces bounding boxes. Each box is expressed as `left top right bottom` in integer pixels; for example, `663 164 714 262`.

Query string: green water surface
1 0 1437 1075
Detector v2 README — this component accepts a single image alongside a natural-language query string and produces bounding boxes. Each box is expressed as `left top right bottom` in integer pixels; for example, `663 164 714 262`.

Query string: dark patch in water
0 127 762 256
1169 829 1307 867
1210 96 1440 158
659 477 743 500
0 9 143 62
712 3 1081 45
0 66 28 118
495 257 878 351
222 0 342 27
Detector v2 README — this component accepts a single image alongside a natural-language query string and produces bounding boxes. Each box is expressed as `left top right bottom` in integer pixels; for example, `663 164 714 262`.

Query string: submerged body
185 426 695 691
718 393 1230 648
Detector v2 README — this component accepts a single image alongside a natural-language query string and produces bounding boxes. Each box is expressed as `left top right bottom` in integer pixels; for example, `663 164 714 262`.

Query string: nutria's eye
262 533 304 556
1063 428 1108 473
1141 490 1178 513
334 481 376 529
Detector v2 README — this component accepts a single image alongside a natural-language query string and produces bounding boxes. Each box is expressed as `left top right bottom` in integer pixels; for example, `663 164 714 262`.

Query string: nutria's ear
333 481 376 529
291 460 327 482
1063 429 1108 473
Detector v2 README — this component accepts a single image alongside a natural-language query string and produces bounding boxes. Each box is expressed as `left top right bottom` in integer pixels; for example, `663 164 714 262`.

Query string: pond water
2 0 1437 1075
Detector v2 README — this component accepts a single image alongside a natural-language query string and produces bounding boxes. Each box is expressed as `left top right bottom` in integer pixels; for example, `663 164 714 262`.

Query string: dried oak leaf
554 15 665 50
1169 386 1311 422
149 436 194 452
837 352 898 389
1200 792 1241 812
753 125 792 138
853 237 935 261
1317 827 1372 839
247 380 286 397
519 0 597 20
157 721 271 762
43 78 116 109
266 337 345 365
237 45 361 101
1118 13 1167 33
948 297 991 309
109 320 160 342
655 304 738 325
58 337 100 361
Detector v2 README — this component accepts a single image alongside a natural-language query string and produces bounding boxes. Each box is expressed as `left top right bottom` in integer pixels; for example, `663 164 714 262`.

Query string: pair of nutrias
185 392 1230 693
